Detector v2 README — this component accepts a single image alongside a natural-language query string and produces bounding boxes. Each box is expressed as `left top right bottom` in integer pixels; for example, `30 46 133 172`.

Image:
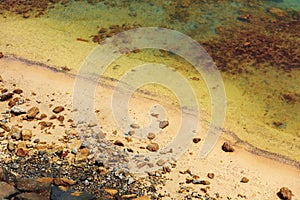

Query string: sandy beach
0 57 299 199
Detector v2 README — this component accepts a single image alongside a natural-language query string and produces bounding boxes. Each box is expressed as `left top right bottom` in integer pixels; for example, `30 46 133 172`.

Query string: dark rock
11 106 26 115
0 167 9 182
52 106 65 114
0 181 19 199
114 140 124 147
13 89 23 94
0 92 13 101
278 187 293 200
50 185 96 200
130 123 140 129
159 120 169 129
16 148 29 157
8 97 20 107
16 178 51 192
193 138 201 143
221 142 235 152
15 192 49 200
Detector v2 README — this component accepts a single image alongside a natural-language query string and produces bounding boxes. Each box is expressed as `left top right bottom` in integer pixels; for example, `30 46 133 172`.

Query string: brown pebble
147 133 155 140
52 106 64 114
114 140 124 147
241 177 249 183
221 142 235 152
156 159 165 166
207 173 215 179
16 148 28 157
0 52 3 59
279 187 293 200
57 115 64 122
159 120 169 129
193 138 201 143
13 89 23 94
146 143 159 152
26 106 40 119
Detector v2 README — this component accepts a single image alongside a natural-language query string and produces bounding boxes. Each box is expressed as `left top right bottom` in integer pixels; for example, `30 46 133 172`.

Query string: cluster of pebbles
0 71 295 200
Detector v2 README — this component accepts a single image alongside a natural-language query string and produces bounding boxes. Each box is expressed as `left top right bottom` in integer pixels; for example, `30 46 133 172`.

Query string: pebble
21 129 33 141
26 106 40 119
207 173 215 179
279 187 293 200
159 120 169 129
192 180 210 185
240 177 249 183
130 123 140 129
146 143 159 152
221 142 235 152
52 106 65 114
147 133 155 140
193 138 201 143
13 88 23 94
114 140 124 146
0 122 11 132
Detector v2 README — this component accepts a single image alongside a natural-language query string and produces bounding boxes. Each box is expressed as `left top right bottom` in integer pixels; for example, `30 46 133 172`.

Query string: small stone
0 92 13 101
33 138 40 143
241 177 249 183
16 148 29 157
103 188 118 196
21 129 33 141
147 133 155 140
114 140 124 146
7 142 15 151
146 143 159 152
0 122 10 132
52 106 64 114
159 120 169 129
130 123 140 129
76 148 89 161
26 106 39 119
278 187 293 200
11 106 26 115
54 178 76 186
13 89 23 94
207 173 215 179
193 138 201 143
57 115 64 122
122 194 137 199
49 115 57 120
71 148 78 154
23 13 30 18
156 159 165 166
193 180 210 185
221 142 235 152
12 131 22 140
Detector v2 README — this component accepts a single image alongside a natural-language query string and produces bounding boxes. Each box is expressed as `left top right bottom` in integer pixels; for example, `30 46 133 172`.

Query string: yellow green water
0 1 299 163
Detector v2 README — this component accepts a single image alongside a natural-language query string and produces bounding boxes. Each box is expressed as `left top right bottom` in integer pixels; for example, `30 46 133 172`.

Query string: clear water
0 0 299 162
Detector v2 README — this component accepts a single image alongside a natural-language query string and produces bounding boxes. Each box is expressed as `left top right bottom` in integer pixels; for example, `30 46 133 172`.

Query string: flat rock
15 192 49 200
159 120 169 129
16 178 51 192
50 185 96 200
26 106 40 119
241 177 249 183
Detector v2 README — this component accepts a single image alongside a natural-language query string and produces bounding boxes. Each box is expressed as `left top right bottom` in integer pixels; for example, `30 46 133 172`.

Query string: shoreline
1 55 299 171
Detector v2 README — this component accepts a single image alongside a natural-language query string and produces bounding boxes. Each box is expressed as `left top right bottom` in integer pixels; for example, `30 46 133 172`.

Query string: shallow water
0 0 299 162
